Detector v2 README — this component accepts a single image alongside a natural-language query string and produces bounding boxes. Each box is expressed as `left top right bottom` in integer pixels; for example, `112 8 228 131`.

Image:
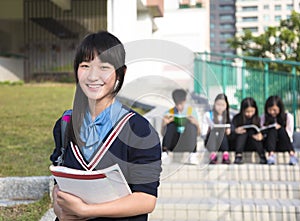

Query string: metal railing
194 52 300 130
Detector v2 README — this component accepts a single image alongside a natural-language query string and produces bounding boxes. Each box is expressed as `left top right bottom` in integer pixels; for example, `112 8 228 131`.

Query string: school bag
55 110 72 166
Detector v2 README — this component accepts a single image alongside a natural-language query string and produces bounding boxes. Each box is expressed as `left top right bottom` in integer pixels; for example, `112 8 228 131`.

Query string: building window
220 14 234 20
263 5 269 10
275 5 282 11
275 15 282 21
221 24 234 29
210 24 215 29
242 16 258 22
264 15 270 21
210 33 215 38
286 4 293 10
220 33 234 38
220 5 234 11
242 6 258 11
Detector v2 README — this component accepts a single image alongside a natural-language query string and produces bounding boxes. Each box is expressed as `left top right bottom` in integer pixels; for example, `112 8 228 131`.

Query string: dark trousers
235 129 265 158
264 127 294 153
204 128 229 152
162 121 197 152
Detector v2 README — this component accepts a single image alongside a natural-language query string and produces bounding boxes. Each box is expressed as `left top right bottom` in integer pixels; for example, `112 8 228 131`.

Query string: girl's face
214 99 227 115
77 56 116 101
267 105 280 118
244 106 256 119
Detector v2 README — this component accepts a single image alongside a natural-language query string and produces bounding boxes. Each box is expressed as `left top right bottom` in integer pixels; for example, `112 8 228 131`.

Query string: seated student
231 97 267 164
261 95 298 165
202 93 231 164
161 89 200 164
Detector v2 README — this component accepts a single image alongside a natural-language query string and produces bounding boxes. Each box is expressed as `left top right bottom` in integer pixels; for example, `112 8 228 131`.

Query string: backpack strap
55 110 72 166
169 107 175 115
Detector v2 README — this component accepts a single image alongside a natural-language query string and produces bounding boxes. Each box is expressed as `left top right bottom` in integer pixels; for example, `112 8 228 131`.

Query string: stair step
161 163 300 182
149 198 300 221
169 151 294 165
158 180 300 199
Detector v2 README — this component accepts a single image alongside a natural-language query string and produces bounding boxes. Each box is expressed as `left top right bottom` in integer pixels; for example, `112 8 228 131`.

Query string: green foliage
227 11 300 110
0 81 24 86
228 10 300 71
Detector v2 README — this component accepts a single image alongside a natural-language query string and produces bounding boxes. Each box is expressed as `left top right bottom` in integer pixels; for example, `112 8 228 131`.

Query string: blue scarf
80 100 128 160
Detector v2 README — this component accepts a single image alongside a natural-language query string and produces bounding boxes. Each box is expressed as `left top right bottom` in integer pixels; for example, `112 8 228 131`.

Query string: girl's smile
78 56 116 101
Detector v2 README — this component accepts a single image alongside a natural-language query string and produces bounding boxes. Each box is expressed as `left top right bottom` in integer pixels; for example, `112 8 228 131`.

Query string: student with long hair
261 95 298 165
202 93 231 164
231 97 267 164
50 31 162 221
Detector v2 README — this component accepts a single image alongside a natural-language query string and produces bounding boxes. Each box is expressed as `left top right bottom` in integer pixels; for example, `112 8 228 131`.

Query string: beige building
236 0 300 36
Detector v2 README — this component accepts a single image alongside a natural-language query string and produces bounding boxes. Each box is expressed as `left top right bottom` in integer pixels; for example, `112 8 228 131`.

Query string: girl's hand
252 132 263 141
225 128 231 135
56 190 88 220
235 127 246 134
163 114 174 125
187 115 198 127
275 123 281 130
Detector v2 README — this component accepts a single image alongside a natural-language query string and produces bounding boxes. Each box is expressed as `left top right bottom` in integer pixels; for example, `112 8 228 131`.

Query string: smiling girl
50 31 162 221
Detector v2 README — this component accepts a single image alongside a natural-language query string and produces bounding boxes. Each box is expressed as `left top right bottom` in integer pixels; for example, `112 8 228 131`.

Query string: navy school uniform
50 108 162 221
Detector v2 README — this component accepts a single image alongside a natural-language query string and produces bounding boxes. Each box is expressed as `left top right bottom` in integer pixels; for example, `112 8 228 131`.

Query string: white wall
153 5 209 53
107 0 138 43
0 57 24 81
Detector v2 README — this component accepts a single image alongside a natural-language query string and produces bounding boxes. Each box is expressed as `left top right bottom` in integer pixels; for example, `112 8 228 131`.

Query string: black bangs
74 31 126 83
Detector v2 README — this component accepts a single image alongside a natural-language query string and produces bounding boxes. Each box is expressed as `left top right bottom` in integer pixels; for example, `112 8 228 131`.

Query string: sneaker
161 151 171 165
289 155 298 165
209 152 218 164
222 152 230 164
259 156 267 164
267 154 276 165
188 152 199 165
234 156 243 164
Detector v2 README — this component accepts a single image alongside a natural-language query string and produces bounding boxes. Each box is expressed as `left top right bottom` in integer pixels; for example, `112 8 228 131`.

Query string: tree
228 10 300 71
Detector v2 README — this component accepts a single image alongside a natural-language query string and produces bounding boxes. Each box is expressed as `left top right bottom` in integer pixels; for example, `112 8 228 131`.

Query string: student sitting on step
261 95 298 165
231 97 267 164
202 93 231 164
161 89 200 164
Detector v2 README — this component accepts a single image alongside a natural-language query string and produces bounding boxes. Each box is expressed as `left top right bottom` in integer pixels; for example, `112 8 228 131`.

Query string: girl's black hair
264 95 286 127
74 31 126 95
212 93 230 124
235 97 260 126
69 31 127 146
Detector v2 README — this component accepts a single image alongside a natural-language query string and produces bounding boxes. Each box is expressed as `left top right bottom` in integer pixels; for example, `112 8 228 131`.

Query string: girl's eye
79 63 90 68
100 66 110 70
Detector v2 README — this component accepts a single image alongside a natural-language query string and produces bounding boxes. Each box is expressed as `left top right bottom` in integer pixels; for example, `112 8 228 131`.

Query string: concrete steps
150 197 300 221
0 176 50 207
150 151 300 221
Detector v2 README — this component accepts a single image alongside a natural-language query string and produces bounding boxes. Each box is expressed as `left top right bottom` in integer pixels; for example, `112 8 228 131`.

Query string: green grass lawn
0 83 148 220
0 83 75 177
0 83 76 220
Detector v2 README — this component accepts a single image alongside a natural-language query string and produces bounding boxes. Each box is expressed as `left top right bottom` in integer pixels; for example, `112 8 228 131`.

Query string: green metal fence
194 52 300 130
